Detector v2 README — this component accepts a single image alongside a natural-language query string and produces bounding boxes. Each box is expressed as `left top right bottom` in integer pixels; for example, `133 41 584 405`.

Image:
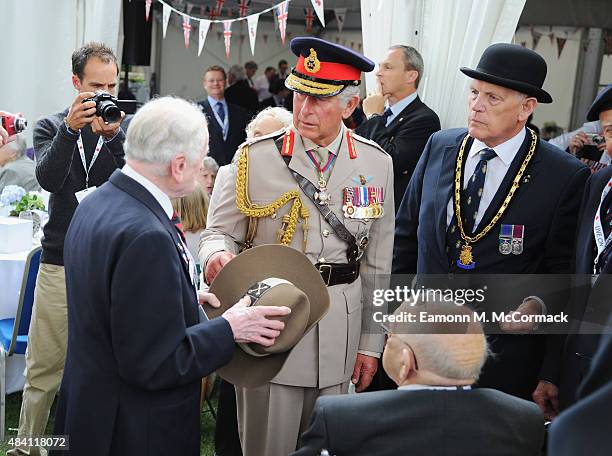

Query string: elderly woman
245 106 293 139
199 156 219 195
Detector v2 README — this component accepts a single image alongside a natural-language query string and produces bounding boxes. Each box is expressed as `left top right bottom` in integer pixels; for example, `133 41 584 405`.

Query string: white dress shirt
446 128 527 230
122 164 173 219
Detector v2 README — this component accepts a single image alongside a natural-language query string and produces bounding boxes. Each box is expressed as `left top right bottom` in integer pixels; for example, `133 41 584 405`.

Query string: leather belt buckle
318 264 333 286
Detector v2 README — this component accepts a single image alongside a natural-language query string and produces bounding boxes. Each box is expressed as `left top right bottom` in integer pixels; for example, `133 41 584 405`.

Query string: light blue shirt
385 91 418 127
208 96 229 140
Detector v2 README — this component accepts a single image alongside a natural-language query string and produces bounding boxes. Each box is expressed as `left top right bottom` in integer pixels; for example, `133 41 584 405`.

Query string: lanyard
593 175 612 273
77 135 104 189
211 101 229 140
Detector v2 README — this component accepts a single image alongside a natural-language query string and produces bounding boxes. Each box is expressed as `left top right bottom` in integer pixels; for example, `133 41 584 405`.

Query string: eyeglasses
379 322 419 371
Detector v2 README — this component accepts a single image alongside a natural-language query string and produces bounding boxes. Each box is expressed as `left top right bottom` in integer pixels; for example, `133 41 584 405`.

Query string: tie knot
171 211 181 225
382 108 393 120
480 148 497 161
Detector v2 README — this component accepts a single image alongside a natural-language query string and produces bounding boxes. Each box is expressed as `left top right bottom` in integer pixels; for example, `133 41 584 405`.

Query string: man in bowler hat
393 43 589 417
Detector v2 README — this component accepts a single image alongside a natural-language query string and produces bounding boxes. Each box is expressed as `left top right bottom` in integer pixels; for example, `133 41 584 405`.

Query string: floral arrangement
0 185 46 216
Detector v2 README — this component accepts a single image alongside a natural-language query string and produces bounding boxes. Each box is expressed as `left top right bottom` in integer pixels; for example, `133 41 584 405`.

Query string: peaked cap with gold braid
285 37 375 98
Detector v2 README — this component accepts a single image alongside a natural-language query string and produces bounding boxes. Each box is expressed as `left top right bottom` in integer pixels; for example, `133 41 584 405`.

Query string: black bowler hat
587 84 612 121
285 37 375 98
460 43 553 103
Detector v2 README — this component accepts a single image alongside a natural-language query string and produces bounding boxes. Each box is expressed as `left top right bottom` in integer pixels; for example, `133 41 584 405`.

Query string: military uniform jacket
200 125 395 388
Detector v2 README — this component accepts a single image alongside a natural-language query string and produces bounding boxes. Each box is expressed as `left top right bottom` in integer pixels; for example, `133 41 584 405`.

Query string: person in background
8 41 128 456
293 303 545 456
244 61 258 89
259 77 292 110
171 183 209 261
0 109 19 146
0 134 40 192
245 107 293 139
199 156 219 196
278 59 289 80
254 66 277 103
225 64 260 115
356 45 440 211
198 66 250 166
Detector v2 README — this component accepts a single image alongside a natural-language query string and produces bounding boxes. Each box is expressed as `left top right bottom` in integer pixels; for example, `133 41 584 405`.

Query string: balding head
382 302 488 387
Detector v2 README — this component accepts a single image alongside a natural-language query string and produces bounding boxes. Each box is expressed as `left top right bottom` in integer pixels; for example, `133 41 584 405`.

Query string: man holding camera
9 42 128 456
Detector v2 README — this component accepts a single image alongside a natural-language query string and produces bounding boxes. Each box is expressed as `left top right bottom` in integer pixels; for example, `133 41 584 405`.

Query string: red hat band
295 48 361 82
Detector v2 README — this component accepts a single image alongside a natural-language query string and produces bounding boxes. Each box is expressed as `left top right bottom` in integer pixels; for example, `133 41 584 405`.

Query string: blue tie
215 101 226 123
446 148 497 263
382 108 393 126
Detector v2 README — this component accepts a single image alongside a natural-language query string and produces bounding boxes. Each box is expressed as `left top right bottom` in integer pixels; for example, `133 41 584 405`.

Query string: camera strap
77 135 104 189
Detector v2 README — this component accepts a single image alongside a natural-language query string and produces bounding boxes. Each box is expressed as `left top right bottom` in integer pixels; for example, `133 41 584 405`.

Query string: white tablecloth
1 248 32 394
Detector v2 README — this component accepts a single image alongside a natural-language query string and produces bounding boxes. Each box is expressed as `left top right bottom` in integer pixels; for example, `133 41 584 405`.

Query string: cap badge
305 48 321 74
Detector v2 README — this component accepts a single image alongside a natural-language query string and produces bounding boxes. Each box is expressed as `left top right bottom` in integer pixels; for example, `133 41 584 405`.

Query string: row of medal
342 186 385 219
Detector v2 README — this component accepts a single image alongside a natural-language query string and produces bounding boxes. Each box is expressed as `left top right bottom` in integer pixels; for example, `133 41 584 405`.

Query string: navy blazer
549 315 612 456
356 95 440 211
393 128 589 398
52 171 234 456
198 99 250 166
558 165 612 409
293 388 544 456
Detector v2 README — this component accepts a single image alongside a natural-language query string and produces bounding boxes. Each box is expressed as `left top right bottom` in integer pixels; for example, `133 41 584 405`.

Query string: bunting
223 20 232 60
238 0 250 17
145 0 152 21
556 37 567 58
334 8 346 34
182 14 191 48
198 19 211 56
162 2 171 38
247 13 259 55
277 1 289 46
311 0 325 27
305 8 314 32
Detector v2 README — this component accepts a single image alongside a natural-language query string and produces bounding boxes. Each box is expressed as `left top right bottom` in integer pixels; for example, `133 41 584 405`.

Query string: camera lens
98 101 121 123
14 116 27 133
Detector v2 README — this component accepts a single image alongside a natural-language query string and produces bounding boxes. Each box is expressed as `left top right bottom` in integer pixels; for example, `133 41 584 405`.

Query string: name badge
75 186 98 204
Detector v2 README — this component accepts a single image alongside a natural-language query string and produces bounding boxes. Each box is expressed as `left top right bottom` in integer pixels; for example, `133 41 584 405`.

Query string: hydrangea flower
0 185 26 207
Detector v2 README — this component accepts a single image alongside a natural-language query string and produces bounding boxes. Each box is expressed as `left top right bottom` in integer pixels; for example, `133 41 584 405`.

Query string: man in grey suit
293 304 545 456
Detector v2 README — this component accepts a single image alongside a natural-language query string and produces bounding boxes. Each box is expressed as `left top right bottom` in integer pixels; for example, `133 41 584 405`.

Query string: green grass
2 391 217 455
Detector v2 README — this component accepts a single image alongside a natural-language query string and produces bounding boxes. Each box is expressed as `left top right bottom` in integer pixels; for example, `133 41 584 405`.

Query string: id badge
75 186 97 203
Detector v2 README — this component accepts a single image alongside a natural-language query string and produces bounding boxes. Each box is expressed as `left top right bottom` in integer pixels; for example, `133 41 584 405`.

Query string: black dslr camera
83 91 121 123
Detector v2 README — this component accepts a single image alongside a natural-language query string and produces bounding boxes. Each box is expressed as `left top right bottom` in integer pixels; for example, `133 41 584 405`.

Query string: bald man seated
292 303 545 456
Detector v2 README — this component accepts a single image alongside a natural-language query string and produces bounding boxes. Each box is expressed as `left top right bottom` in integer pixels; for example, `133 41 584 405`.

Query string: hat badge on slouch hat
285 36 375 98
204 244 330 388
460 43 553 103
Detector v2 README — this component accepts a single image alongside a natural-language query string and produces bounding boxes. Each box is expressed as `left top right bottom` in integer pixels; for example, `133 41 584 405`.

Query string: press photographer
8 42 129 456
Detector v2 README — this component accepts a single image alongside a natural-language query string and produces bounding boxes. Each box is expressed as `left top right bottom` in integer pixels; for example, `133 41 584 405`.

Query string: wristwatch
63 117 79 135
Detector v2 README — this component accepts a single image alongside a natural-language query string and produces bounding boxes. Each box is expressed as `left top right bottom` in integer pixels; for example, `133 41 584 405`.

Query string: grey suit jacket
0 155 40 192
292 388 545 456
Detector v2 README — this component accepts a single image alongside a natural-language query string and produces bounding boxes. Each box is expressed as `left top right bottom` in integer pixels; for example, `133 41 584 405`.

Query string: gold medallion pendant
459 244 475 269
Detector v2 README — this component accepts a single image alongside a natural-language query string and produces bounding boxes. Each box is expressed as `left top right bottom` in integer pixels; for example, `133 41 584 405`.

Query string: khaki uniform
200 124 394 455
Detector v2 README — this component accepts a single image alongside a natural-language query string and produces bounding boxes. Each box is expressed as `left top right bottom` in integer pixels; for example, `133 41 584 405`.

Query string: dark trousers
214 379 243 456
